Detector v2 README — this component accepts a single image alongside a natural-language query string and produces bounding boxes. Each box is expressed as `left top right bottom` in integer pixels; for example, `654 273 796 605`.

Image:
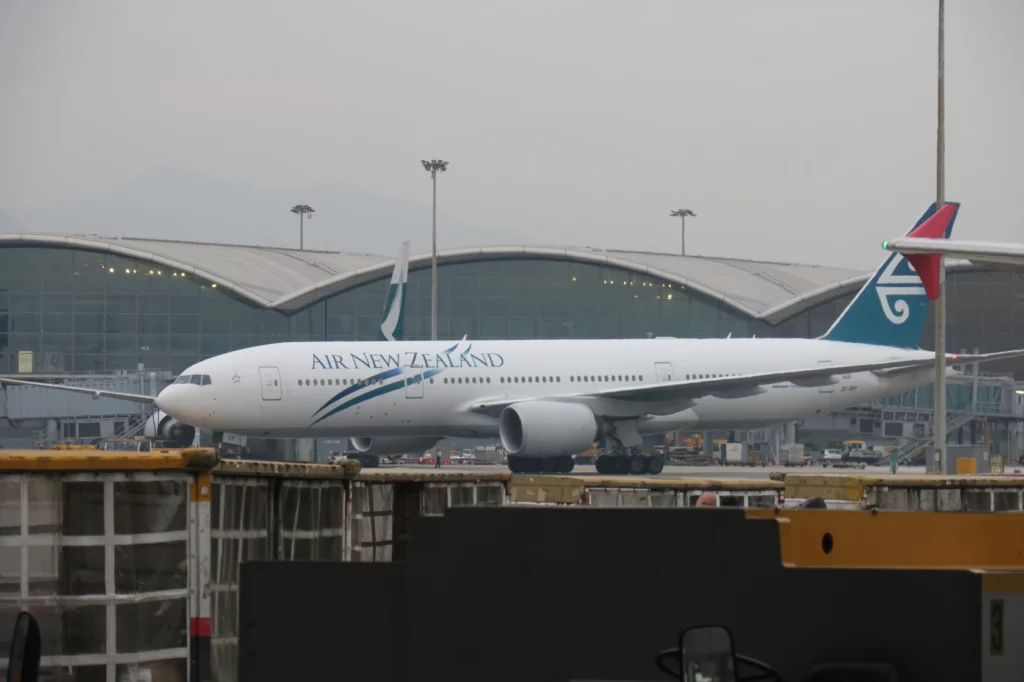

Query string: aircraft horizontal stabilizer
0 377 156 404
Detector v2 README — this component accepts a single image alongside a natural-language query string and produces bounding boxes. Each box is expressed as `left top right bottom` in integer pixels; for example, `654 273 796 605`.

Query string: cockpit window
174 374 212 386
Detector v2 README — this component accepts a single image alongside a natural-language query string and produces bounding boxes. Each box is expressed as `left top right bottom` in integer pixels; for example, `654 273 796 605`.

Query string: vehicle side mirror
680 624 738 682
7 611 41 682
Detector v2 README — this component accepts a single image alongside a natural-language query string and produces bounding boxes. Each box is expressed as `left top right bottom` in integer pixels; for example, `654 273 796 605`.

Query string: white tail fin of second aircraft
378 240 410 341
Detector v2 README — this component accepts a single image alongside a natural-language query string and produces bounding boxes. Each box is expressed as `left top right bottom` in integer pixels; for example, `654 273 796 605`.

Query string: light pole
933 0 947 474
421 159 448 340
290 204 315 250
671 209 696 256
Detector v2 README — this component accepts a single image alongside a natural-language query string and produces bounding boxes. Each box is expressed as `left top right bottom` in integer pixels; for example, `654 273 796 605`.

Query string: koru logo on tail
876 255 926 325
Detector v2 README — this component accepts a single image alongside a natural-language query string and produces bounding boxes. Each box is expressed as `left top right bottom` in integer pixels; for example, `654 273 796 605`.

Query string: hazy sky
1 0 1021 269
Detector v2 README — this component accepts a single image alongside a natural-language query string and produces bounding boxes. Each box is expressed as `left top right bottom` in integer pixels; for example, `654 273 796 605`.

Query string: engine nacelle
499 400 598 458
349 436 443 457
143 411 197 448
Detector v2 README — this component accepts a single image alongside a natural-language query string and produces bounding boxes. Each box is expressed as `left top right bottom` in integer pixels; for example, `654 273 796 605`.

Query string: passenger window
486 377 491 383
639 375 643 381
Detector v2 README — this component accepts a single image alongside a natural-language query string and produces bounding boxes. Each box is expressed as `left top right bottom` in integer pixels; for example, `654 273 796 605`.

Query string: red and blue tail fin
820 201 960 349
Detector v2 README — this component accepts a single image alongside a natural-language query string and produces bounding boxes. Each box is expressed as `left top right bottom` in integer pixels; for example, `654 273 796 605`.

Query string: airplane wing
467 351 1024 417
0 377 157 405
884 237 1024 270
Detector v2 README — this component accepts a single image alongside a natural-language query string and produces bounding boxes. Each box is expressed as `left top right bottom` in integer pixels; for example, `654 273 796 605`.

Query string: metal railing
890 411 977 465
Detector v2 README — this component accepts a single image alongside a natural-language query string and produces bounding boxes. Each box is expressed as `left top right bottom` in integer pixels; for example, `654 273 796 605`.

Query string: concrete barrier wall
783 473 1024 511
1 450 1023 682
508 474 783 509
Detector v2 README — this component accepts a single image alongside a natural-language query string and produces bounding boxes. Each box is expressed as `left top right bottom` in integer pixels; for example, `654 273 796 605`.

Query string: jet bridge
0 370 171 421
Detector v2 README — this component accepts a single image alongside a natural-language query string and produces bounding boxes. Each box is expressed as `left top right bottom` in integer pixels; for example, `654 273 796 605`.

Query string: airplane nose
155 388 178 414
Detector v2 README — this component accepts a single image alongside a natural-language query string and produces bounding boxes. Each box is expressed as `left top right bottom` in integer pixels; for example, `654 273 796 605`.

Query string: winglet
886 202 960 301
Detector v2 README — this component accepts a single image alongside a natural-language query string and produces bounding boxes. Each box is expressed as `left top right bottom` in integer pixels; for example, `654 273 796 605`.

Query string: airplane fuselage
156 337 942 440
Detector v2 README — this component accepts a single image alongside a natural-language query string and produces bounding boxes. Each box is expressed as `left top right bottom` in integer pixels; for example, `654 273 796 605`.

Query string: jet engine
349 436 443 457
143 411 197 448
499 400 598 458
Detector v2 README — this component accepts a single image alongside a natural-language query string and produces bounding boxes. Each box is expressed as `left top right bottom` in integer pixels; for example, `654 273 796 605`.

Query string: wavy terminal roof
0 233 881 320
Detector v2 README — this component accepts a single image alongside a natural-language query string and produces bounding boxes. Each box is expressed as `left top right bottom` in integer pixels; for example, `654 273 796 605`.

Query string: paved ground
377 463 935 479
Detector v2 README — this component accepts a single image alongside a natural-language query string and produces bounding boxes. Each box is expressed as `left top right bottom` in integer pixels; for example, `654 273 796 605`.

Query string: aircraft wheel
645 457 664 475
595 455 612 475
507 456 525 474
627 455 647 476
558 456 575 474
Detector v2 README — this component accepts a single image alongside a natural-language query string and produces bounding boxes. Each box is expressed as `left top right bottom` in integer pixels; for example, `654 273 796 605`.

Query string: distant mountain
0 210 17 233
8 167 526 255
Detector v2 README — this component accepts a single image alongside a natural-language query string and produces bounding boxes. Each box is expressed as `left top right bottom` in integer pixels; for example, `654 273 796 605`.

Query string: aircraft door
258 367 282 401
654 362 675 382
405 371 424 399
817 360 835 393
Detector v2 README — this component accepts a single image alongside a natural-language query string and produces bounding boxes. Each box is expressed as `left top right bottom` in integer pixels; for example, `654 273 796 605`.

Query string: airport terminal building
0 234 1022 456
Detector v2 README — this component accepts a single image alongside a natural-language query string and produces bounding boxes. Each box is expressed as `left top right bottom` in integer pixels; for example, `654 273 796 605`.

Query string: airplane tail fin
378 240 410 341
820 202 961 349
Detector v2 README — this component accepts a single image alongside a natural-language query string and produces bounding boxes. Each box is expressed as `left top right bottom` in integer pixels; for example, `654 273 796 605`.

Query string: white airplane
3 202 1024 476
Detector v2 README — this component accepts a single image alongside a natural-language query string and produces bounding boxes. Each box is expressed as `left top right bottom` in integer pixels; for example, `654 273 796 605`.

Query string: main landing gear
506 455 575 474
595 452 664 476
